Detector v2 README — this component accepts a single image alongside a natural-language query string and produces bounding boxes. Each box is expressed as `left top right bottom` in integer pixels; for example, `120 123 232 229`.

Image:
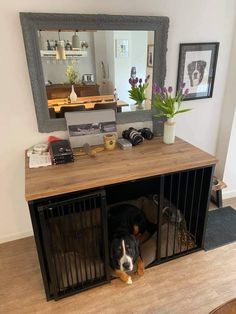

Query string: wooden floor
1 199 236 314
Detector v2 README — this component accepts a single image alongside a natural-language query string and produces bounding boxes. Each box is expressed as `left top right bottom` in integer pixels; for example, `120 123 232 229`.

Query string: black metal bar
74 200 84 288
95 198 102 281
180 171 189 253
47 206 60 295
85 198 94 280
38 205 59 299
165 174 172 258
187 170 197 251
55 204 65 292
173 172 181 255
194 169 204 241
59 204 71 290
90 197 97 280
28 201 51 300
79 199 88 283
66 203 76 289
101 190 110 283
156 175 164 261
201 165 216 248
69 202 80 286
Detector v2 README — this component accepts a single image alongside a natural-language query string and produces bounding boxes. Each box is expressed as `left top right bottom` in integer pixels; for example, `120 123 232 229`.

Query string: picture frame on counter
176 42 219 101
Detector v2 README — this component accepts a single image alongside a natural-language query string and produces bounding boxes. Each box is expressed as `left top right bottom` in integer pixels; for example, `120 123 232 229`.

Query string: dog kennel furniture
25 137 217 300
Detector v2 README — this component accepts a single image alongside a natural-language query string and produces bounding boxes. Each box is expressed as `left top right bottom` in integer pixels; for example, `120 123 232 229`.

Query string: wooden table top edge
25 137 218 202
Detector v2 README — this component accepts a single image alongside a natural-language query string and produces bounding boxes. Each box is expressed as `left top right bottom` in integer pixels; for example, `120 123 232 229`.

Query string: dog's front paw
126 276 132 284
137 267 145 276
137 256 145 276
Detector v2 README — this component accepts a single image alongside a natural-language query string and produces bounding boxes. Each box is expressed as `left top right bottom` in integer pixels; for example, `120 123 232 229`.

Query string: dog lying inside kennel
36 167 212 299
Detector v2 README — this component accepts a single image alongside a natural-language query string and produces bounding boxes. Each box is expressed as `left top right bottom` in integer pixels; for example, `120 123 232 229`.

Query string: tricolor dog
108 204 156 284
187 60 206 87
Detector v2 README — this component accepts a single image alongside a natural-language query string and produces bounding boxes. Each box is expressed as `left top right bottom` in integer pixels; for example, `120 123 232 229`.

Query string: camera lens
122 127 143 146
138 128 154 140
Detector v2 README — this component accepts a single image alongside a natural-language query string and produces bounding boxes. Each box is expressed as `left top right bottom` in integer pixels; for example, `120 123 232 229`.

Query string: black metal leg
216 190 223 208
28 201 52 300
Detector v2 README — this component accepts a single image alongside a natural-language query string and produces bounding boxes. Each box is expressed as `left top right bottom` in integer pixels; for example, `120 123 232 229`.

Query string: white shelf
40 50 87 58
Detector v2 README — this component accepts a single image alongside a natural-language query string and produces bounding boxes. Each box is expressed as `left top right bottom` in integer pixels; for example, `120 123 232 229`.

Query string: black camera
138 128 154 140
122 127 144 146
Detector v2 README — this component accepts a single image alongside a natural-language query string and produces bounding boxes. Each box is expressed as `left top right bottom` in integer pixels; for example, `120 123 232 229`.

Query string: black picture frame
176 42 219 101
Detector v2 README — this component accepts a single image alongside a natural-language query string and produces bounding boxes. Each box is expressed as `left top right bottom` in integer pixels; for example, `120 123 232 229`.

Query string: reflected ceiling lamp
56 30 66 60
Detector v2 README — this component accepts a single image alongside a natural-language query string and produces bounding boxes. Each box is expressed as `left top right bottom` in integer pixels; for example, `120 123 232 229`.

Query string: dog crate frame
28 189 110 300
28 164 214 301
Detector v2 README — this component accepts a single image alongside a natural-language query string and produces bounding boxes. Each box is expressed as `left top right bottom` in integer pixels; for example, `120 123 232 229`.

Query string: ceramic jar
103 134 116 150
163 118 176 144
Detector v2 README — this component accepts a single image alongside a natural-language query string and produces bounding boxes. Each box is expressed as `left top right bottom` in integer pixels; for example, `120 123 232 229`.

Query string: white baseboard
223 189 236 200
0 230 33 244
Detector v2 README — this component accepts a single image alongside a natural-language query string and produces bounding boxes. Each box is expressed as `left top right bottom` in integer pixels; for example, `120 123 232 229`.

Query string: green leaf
175 108 192 115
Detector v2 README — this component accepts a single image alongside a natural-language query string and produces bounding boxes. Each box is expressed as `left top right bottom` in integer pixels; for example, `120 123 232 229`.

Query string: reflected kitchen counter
48 95 129 113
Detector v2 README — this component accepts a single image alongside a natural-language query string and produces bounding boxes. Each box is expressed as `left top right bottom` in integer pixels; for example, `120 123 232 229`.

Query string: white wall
114 31 148 110
223 109 236 199
0 0 236 243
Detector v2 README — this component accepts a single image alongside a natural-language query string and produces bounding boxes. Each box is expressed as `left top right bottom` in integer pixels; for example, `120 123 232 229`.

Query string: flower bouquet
128 75 150 110
152 83 191 119
152 83 191 144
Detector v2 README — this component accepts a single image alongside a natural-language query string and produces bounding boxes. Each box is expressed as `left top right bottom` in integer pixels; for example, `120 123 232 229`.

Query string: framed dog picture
176 42 219 101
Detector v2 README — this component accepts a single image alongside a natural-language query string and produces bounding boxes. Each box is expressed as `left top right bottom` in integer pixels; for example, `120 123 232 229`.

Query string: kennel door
37 190 110 299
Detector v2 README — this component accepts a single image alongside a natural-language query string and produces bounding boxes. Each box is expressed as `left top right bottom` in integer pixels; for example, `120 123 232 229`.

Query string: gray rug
204 206 236 251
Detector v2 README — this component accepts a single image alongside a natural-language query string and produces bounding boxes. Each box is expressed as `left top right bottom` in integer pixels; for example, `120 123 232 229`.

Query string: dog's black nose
123 262 130 270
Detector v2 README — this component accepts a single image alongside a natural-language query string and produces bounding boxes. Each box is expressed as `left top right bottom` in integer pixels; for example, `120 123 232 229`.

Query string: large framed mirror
20 13 169 133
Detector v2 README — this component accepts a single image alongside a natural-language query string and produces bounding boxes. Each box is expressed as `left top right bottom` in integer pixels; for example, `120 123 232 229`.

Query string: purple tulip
180 82 186 89
139 78 142 84
163 87 167 93
184 88 189 95
135 77 139 84
129 78 132 84
168 86 173 93
145 75 150 82
153 83 162 94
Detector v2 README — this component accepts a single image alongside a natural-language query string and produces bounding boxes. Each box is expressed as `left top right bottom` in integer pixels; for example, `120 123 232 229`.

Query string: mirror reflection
38 30 154 119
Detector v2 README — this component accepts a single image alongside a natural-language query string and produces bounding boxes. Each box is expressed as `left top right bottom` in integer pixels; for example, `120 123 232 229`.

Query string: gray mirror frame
20 13 169 133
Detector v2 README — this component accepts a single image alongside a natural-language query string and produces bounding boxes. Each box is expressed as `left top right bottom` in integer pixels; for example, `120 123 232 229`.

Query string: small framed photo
116 39 129 58
82 74 94 84
147 44 154 68
65 109 117 148
176 42 219 101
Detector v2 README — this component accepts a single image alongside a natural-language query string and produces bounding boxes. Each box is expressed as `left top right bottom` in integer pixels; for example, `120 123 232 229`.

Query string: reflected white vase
135 101 145 110
70 85 77 103
163 118 176 144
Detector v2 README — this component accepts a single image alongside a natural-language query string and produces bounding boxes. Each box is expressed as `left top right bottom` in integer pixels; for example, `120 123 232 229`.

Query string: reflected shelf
40 50 87 58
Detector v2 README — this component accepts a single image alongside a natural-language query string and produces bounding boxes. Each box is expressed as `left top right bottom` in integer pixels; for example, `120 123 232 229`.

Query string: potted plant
65 64 79 103
128 75 150 110
152 83 191 144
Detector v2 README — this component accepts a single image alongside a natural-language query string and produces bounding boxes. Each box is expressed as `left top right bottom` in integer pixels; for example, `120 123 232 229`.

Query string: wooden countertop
25 137 217 201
